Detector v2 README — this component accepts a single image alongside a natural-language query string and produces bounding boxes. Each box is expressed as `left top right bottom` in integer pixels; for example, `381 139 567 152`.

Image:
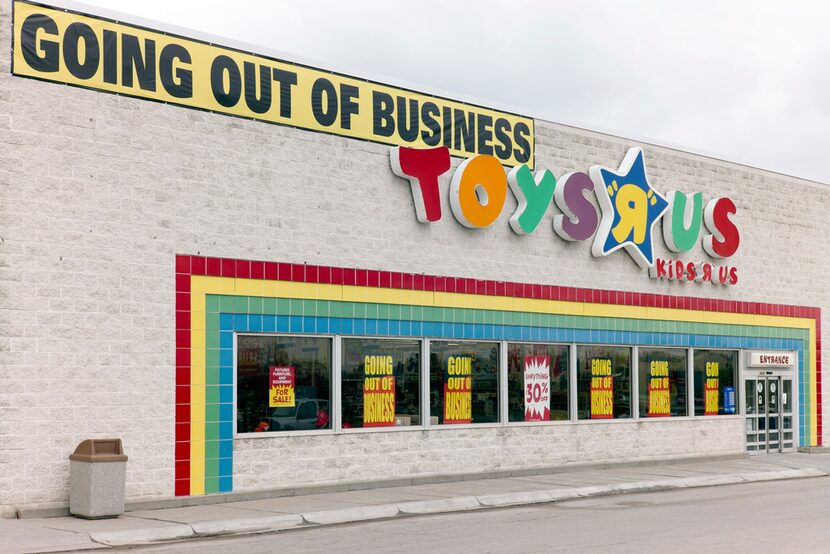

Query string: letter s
702 197 740 258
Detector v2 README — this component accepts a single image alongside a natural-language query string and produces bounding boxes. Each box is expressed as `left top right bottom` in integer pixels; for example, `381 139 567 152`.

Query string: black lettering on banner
397 96 418 142
272 68 297 118
159 43 192 98
513 121 531 163
442 106 452 148
476 113 493 156
12 5 534 166
210 55 241 107
243 62 271 114
453 108 475 153
102 29 117 84
494 117 512 160
121 34 156 91
62 22 99 80
340 83 359 129
420 101 441 146
21 14 59 72
311 77 337 127
372 90 394 137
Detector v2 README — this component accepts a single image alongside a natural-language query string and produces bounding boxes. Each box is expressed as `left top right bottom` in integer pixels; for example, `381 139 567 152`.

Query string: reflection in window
236 335 331 433
693 349 738 416
638 347 688 417
577 345 631 419
430 341 499 425
341 338 421 428
507 343 569 422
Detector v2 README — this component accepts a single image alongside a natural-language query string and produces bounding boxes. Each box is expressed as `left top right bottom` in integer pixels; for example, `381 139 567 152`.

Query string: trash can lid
69 439 128 462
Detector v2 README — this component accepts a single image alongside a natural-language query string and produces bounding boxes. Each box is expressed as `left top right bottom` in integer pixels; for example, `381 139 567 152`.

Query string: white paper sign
524 356 551 421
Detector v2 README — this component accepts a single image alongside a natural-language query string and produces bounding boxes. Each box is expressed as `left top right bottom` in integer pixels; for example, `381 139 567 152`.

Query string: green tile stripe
203 295 808 341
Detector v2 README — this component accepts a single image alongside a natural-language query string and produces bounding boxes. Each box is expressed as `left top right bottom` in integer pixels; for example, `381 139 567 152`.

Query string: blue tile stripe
212 310 809 492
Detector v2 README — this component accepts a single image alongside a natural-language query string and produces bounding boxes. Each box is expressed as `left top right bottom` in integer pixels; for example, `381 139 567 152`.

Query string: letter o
449 155 507 228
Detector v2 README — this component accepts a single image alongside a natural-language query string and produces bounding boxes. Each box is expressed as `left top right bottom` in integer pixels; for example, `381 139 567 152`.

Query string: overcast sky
80 0 830 184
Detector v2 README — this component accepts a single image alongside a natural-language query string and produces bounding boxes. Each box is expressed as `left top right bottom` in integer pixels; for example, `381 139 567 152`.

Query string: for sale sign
269 366 295 408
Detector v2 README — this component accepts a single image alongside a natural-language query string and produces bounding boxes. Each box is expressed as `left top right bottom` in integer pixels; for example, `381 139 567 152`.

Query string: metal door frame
744 368 796 454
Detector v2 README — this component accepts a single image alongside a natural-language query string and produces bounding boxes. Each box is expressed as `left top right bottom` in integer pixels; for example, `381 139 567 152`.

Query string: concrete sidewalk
3 453 829 553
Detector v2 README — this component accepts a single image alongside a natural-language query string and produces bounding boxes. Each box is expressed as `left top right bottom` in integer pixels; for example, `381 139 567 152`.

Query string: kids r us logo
390 146 740 285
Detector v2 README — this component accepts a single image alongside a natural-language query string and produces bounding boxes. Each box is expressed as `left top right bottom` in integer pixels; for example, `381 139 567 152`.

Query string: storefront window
430 341 499 425
694 349 738 416
507 343 569 422
638 347 688 417
236 335 332 433
577 345 631 419
341 338 421 428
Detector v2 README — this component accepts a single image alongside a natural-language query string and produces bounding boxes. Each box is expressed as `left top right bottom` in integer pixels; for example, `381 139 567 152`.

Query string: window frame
233 331 745 440
427 338 503 428
575 343 634 421
338 335 425 433
636 345 691 419
504 341 572 425
691 347 741 417
234 331 337 438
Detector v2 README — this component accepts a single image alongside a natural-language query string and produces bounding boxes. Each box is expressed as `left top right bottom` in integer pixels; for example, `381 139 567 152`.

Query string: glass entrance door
745 376 794 453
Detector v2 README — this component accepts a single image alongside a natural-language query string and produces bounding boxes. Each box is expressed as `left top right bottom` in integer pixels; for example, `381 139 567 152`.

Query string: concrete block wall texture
0 0 826 514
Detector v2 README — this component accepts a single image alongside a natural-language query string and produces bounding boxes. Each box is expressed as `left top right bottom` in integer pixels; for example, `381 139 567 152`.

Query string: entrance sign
12 1 534 168
749 352 795 368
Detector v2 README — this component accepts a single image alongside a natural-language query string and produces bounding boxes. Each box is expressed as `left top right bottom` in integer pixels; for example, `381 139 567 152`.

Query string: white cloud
78 0 830 183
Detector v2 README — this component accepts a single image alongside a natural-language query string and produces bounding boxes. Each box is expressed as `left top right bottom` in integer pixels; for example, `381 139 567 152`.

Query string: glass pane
430 341 499 425
236 335 332 433
782 379 792 413
341 338 421 428
783 416 792 430
638 347 688 417
746 418 757 432
757 380 766 414
577 345 632 419
745 380 756 414
693 350 738 415
768 379 780 414
507 343 569 422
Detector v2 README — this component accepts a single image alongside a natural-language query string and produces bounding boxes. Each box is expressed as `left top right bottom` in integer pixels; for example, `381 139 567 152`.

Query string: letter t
390 146 451 222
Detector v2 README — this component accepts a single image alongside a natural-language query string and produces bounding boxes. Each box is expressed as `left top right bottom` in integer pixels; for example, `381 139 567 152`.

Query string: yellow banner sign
12 1 535 167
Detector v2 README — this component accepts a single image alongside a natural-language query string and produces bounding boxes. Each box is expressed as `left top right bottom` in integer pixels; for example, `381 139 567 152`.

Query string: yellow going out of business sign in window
12 1 535 168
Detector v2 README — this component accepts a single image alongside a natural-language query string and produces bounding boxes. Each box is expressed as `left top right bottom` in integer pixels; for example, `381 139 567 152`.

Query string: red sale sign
524 356 550 421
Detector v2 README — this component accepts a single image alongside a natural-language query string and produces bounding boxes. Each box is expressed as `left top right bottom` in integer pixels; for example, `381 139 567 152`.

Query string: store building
0 0 826 515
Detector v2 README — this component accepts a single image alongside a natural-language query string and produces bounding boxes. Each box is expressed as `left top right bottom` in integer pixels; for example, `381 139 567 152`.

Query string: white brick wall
233 419 743 493
0 0 826 515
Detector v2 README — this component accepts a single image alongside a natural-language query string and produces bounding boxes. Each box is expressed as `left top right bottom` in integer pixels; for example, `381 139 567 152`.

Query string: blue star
589 148 669 268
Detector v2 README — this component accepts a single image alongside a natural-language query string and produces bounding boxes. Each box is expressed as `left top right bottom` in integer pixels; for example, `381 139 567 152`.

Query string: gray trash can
69 439 128 519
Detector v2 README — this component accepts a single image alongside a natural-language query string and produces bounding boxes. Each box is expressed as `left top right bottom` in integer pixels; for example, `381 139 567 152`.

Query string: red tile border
174 251 825 495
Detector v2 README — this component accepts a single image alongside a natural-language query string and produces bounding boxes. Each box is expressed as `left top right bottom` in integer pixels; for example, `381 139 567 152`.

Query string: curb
88 468 827 547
